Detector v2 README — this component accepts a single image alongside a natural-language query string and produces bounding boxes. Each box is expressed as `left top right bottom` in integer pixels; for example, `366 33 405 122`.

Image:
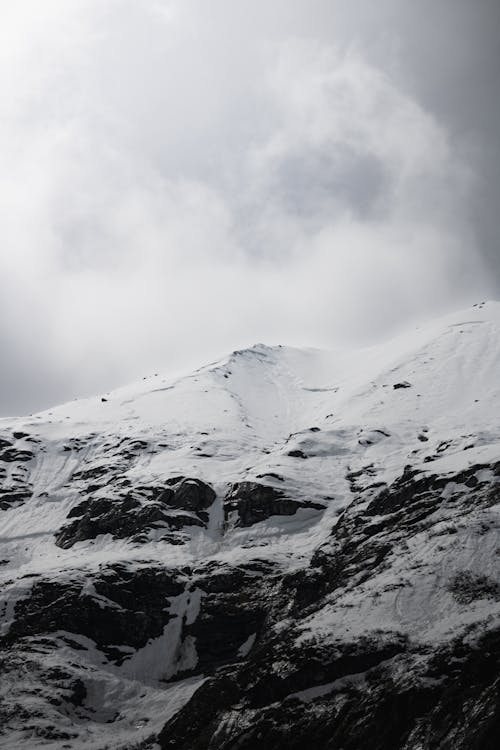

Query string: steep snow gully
1 302 500 748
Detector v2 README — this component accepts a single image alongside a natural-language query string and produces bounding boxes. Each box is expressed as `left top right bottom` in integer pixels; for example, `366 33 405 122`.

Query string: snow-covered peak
1 301 500 749
5 300 498 446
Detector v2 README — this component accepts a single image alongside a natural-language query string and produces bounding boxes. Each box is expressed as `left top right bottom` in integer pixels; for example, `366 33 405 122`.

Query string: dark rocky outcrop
159 477 216 513
159 626 500 750
448 570 500 604
55 477 216 548
157 460 500 749
2 415 500 749
287 449 308 458
7 564 185 663
186 561 278 672
224 482 323 527
0 487 32 510
0 448 33 463
305 462 500 611
157 631 414 749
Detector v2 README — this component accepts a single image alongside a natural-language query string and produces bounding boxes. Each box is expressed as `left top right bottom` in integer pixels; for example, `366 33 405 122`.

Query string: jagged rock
7 564 185 663
55 478 216 548
0 488 32 510
159 477 216 513
158 632 411 749
55 494 204 548
185 562 277 672
2 305 500 748
448 571 500 604
287 449 308 458
159 627 500 749
0 448 33 463
158 453 500 749
224 482 323 527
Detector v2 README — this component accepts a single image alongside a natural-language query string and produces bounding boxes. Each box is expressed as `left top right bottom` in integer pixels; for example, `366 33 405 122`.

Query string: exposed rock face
0 487 32 510
166 477 216 513
159 628 500 750
186 561 277 672
224 481 323 527
158 461 500 749
0 435 35 510
0 650 90 744
7 564 186 663
1 305 500 748
287 449 308 458
55 477 216 548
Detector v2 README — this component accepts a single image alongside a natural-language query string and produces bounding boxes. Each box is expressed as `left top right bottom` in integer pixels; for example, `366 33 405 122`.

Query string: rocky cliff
1 301 499 749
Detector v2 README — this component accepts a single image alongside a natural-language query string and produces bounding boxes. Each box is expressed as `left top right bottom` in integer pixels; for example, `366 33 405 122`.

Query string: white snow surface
1 300 500 747
2 301 499 573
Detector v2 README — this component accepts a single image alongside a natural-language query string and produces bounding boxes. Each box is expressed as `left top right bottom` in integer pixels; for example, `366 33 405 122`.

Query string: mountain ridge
0 300 499 748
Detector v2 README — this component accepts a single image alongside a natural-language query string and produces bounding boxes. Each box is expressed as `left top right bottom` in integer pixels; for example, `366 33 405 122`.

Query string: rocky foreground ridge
0 302 499 749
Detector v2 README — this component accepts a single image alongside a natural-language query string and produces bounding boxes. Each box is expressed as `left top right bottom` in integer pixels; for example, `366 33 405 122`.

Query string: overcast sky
0 0 499 415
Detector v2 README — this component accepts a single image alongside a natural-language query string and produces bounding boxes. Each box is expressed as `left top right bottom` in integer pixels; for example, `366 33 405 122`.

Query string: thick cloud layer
0 0 497 415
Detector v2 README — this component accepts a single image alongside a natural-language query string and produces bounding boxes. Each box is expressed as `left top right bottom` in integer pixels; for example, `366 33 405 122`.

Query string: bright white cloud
0 0 489 414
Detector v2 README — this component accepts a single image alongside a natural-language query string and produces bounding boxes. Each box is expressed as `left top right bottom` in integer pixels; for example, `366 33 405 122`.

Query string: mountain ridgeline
0 301 499 749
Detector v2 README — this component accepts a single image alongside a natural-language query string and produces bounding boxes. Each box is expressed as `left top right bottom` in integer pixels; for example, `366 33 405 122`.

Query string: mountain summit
1 301 500 749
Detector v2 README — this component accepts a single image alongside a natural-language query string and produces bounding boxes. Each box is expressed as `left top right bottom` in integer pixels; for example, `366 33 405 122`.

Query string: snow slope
1 300 500 749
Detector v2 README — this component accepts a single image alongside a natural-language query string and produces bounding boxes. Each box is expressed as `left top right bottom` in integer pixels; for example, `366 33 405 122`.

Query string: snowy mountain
1 300 500 749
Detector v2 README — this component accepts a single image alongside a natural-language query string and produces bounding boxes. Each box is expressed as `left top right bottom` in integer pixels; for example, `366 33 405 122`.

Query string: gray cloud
0 0 497 415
